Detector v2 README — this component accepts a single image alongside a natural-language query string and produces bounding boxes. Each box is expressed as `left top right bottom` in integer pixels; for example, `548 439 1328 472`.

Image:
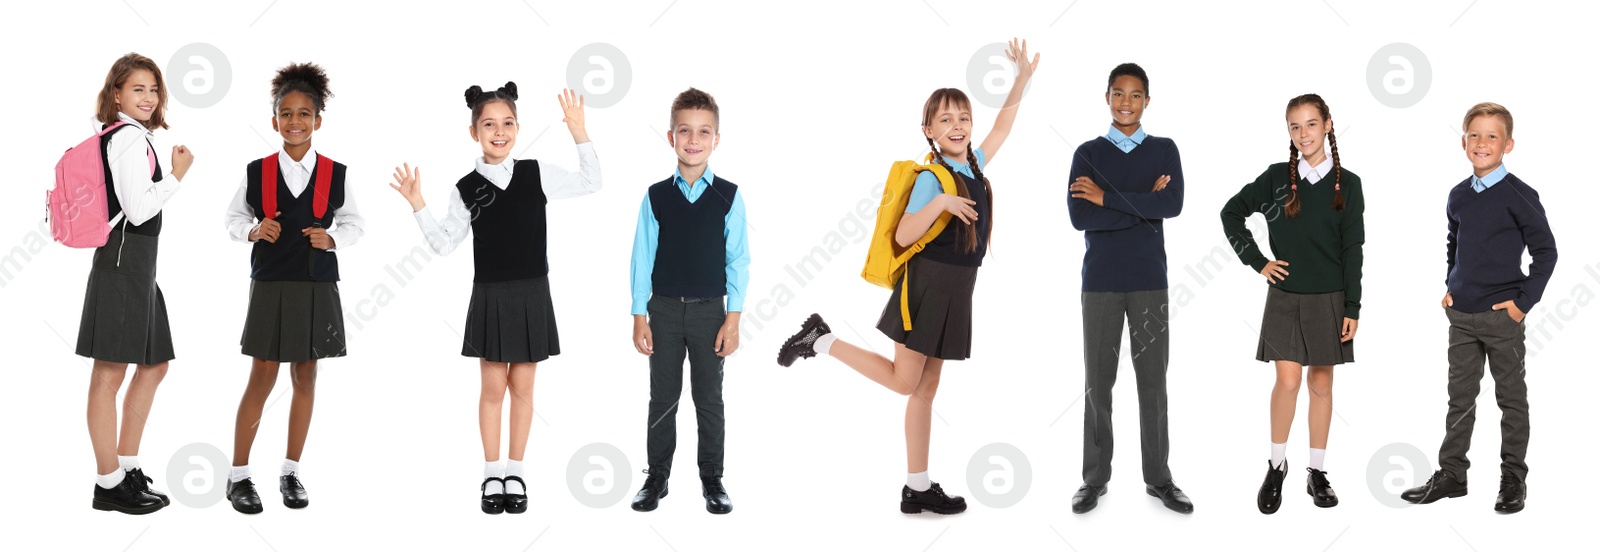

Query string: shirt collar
112 112 153 136
1297 154 1336 185
475 156 517 188
1104 124 1147 151
1472 163 1508 191
279 145 319 175
674 165 716 189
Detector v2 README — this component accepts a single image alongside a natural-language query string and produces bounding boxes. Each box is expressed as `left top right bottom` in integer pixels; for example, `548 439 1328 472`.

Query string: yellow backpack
860 154 960 331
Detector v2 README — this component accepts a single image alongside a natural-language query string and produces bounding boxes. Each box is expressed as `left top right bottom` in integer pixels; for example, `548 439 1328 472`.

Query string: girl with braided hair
390 82 598 515
777 38 1039 515
223 61 367 514
1220 93 1365 515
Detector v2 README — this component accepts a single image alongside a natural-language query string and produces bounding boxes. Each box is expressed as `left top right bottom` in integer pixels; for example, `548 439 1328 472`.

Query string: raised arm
977 37 1039 164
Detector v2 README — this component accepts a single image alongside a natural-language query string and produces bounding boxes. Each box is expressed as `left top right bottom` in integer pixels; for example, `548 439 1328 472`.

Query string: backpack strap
260 153 280 219
897 162 961 332
312 154 333 218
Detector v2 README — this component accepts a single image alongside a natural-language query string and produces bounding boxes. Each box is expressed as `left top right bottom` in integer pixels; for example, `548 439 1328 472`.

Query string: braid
1328 128 1345 211
966 143 993 255
1285 141 1302 219
926 137 978 253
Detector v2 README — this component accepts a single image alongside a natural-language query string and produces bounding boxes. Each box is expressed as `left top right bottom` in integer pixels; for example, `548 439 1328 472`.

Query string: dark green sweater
1220 162 1365 319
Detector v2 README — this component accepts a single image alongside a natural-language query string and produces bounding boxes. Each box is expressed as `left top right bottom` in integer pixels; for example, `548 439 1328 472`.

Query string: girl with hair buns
1220 93 1365 515
222 61 367 514
390 83 598 515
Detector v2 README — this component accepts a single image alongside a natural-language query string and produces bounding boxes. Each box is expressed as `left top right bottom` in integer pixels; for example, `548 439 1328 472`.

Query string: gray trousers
646 295 727 479
1081 290 1173 487
1438 307 1530 481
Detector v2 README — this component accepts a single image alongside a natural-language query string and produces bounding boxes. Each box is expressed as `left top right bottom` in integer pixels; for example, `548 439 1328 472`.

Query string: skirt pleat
875 256 979 360
463 277 560 364
75 231 174 365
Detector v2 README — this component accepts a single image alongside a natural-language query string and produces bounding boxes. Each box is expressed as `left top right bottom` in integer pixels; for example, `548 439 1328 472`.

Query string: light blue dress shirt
1471 163 1508 193
906 147 987 214
629 165 751 315
1104 124 1147 154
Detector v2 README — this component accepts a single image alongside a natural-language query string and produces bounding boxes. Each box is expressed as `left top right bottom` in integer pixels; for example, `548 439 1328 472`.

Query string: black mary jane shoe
227 478 265 515
900 482 967 515
280 474 310 509
1306 468 1338 508
92 476 165 515
481 477 506 515
503 475 529 514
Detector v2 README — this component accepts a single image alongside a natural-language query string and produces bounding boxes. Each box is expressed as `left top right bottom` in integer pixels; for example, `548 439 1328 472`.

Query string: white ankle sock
282 459 299 477
484 461 505 495
1309 448 1327 471
907 471 931 492
1271 442 1287 469
118 456 139 472
813 333 837 356
96 469 125 489
229 465 252 483
505 460 526 494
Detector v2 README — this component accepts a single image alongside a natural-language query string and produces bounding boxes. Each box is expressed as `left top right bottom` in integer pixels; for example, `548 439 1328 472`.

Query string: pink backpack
47 122 155 248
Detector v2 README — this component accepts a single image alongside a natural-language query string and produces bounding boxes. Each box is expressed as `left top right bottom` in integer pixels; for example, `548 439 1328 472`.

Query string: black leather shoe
280 474 309 509
1494 473 1525 514
1146 481 1194 514
1306 468 1338 508
631 471 668 512
92 476 165 515
1401 470 1467 504
777 313 831 367
480 477 505 514
1258 460 1287 514
1071 484 1106 514
503 475 529 514
900 482 966 515
702 476 733 514
126 468 170 507
227 478 264 514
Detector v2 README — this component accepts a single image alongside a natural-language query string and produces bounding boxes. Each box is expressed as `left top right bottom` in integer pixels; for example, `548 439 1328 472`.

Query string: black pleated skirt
1256 287 1355 366
76 231 174 365
463 277 560 364
876 255 979 360
240 280 347 362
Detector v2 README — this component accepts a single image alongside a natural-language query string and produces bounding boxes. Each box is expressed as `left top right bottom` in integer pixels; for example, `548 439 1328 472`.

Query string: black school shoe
126 468 170 507
631 471 668 512
1306 468 1338 507
481 477 505 515
702 476 732 514
1495 473 1526 514
1401 470 1467 504
1071 484 1106 514
227 478 265 514
92 475 165 515
1258 460 1287 514
503 475 529 514
777 313 831 367
280 474 309 509
900 482 967 515
1146 481 1194 514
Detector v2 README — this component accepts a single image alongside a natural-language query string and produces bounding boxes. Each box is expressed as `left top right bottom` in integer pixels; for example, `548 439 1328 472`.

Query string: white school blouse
411 141 601 256
103 112 181 225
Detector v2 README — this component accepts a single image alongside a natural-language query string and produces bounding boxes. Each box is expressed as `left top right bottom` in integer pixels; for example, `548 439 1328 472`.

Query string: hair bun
498 82 518 101
464 85 485 108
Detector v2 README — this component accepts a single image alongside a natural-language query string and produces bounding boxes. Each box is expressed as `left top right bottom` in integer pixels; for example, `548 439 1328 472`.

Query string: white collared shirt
102 112 181 225
1298 154 1335 185
412 141 602 256
223 145 366 251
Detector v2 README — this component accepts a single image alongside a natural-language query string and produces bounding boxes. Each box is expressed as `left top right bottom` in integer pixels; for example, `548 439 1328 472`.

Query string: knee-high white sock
813 333 838 356
282 459 299 477
907 471 931 492
1271 442 1287 469
1309 448 1327 471
505 460 526 494
118 456 139 472
483 461 505 495
96 469 126 489
229 465 252 483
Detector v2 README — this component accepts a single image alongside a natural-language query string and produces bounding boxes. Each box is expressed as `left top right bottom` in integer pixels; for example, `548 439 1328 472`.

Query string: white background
1 0 1591 550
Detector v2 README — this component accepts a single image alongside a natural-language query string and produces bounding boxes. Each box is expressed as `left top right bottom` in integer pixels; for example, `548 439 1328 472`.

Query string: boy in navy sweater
1065 63 1191 515
1403 102 1555 514
628 88 750 515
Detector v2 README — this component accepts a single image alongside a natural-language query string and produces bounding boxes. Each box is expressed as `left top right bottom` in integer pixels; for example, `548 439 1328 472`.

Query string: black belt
653 294 721 304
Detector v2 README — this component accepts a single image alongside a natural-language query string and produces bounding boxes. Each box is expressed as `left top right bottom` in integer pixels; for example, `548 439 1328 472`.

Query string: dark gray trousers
646 295 727 479
1438 307 1530 481
1081 290 1173 487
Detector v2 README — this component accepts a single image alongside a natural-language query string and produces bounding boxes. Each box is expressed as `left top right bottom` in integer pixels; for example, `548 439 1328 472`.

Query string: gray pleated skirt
1256 287 1355 366
240 280 347 362
76 231 175 365
463 277 560 364
876 255 979 360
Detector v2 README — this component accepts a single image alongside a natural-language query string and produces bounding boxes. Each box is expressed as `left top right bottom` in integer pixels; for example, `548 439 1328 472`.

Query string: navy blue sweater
1067 135 1185 292
1446 173 1557 314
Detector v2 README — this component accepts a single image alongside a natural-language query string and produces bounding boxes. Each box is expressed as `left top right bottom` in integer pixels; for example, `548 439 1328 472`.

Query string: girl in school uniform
1220 93 1364 515
222 62 366 514
776 38 1038 515
78 52 195 515
389 83 598 514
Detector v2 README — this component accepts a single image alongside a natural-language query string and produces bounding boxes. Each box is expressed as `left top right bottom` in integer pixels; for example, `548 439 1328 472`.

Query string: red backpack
258 152 334 218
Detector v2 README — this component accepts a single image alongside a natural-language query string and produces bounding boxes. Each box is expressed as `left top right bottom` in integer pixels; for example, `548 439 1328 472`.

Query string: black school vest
457 160 549 283
100 124 164 236
917 170 989 267
244 155 347 282
649 176 737 298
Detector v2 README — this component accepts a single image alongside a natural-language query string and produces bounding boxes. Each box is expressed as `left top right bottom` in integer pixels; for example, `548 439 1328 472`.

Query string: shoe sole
900 502 967 515
1406 489 1468 504
1494 504 1524 514
1145 488 1194 514
776 314 824 367
506 499 528 514
232 503 264 515
284 499 309 509
92 499 163 515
